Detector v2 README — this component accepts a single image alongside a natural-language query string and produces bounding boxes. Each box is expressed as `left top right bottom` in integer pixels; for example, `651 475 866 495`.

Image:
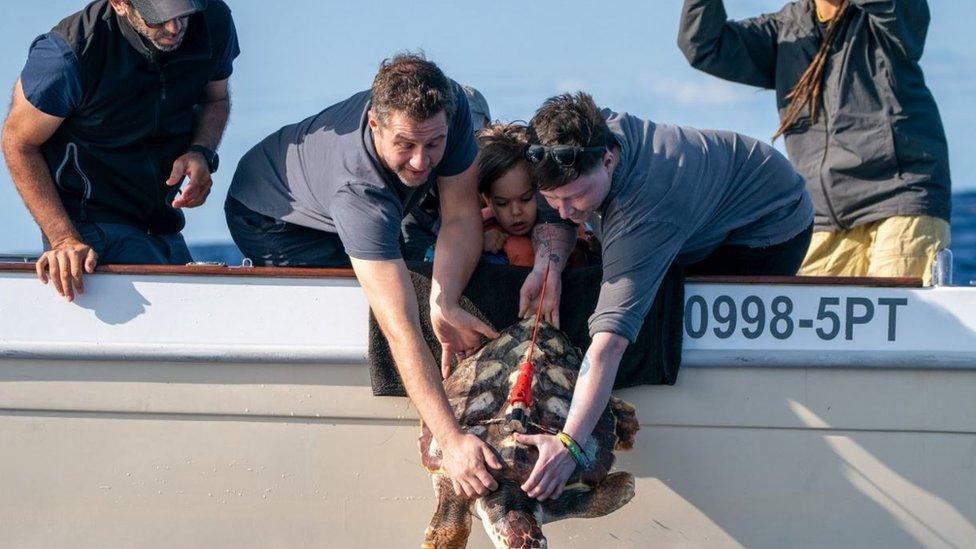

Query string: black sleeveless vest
41 0 234 233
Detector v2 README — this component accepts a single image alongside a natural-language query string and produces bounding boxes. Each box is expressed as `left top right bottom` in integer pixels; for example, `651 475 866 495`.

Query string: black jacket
42 0 235 234
679 0 950 231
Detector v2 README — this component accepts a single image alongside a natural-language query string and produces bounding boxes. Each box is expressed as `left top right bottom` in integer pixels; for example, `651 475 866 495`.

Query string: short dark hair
371 53 457 126
477 123 533 195
529 92 612 190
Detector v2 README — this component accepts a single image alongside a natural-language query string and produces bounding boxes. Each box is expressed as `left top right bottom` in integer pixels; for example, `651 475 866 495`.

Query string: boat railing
0 262 925 286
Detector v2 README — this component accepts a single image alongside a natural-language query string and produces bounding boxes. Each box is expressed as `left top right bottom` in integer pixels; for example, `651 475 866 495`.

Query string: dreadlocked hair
773 0 850 140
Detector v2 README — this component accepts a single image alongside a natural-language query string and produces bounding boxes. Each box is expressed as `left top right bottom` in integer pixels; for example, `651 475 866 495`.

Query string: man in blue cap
1 0 240 301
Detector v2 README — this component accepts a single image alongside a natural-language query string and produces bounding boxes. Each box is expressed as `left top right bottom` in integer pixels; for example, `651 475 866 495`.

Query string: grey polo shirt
590 111 813 341
228 83 477 260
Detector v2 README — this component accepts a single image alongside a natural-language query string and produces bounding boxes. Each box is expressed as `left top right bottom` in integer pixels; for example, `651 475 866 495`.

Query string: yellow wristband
557 431 591 468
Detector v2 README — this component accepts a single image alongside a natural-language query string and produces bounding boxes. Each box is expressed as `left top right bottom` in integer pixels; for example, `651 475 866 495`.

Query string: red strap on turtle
508 225 554 407
508 360 535 406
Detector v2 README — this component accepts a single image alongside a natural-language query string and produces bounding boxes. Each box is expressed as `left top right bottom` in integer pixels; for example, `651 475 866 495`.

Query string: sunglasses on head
525 144 606 167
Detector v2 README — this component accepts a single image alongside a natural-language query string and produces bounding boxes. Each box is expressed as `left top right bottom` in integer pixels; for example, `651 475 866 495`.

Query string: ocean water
952 191 976 285
189 191 976 286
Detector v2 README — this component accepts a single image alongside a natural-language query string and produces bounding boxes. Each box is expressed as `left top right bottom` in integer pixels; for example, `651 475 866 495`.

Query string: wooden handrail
0 262 925 287
0 262 356 278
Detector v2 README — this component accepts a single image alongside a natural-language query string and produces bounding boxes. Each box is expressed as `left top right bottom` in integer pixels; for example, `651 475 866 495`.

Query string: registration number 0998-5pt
684 295 908 342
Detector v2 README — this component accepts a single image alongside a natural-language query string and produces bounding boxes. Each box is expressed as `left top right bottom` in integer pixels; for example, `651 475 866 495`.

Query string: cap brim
135 0 206 25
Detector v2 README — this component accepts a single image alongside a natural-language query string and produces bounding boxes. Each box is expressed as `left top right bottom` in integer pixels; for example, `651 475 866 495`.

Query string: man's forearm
430 213 482 307
2 140 78 245
531 222 575 275
191 97 230 151
383 317 464 444
562 331 629 443
353 258 464 445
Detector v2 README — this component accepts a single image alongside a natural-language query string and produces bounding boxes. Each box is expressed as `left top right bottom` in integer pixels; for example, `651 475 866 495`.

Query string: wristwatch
187 145 219 174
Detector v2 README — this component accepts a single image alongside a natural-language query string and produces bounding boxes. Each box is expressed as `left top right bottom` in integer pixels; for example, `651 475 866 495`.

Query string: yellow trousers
798 215 951 285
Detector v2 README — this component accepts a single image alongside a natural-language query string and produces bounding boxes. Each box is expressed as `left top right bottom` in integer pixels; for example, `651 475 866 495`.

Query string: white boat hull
2 268 975 547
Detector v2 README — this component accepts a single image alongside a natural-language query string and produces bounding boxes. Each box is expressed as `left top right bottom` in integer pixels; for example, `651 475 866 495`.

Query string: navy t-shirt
21 19 239 117
228 82 479 261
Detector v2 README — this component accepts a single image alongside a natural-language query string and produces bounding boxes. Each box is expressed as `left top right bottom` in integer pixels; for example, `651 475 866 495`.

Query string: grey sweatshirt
589 111 812 341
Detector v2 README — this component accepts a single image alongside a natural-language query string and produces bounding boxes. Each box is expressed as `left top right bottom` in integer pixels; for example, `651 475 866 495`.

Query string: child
424 123 600 267
477 124 538 267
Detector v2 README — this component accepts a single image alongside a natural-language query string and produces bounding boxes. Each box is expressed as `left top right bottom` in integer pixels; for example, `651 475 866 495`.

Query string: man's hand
525 333 627 500
431 303 499 378
518 267 562 327
440 432 503 498
483 229 507 253
351 257 495 500
167 152 212 208
515 433 576 500
35 236 98 302
167 77 230 209
521 222 574 327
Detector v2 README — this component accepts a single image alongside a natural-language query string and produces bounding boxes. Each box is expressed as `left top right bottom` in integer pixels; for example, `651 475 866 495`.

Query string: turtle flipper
540 472 636 523
421 475 471 549
609 397 639 451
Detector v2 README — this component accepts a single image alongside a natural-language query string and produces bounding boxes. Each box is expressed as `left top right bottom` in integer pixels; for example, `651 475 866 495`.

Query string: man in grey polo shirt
400 84 492 261
515 92 813 501
226 54 503 499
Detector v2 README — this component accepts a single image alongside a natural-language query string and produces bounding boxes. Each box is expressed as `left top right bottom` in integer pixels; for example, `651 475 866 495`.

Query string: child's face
485 163 538 236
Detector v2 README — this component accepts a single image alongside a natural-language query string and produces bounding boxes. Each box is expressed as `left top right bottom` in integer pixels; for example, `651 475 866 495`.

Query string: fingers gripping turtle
418 317 639 548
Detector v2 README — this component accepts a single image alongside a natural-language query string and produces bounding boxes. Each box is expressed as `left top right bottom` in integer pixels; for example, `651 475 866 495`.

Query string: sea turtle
419 316 639 548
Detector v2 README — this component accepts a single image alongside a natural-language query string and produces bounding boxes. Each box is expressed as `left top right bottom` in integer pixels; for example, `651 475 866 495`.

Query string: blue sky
1 0 973 252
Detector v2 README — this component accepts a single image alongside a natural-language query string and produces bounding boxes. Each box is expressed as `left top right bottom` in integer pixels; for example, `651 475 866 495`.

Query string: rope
508 224 554 407
524 227 553 365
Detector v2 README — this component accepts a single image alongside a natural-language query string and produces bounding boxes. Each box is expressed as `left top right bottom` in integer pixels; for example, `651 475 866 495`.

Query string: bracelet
556 431 591 468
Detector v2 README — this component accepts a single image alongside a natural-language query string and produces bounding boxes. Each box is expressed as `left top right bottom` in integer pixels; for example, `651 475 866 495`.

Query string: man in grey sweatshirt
513 92 813 501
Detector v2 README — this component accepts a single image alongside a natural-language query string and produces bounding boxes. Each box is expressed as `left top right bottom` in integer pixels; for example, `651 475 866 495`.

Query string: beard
126 12 187 52
394 166 432 187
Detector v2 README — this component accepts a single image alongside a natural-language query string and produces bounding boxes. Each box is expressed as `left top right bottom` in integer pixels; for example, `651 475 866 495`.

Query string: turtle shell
419 316 638 489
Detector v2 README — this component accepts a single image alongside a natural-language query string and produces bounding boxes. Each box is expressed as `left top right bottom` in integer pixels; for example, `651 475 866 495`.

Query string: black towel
368 262 684 397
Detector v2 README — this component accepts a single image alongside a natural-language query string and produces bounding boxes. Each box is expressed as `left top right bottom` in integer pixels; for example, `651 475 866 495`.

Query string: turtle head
475 483 547 548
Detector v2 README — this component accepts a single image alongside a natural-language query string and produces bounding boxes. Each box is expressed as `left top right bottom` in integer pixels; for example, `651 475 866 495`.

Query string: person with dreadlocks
679 0 951 284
